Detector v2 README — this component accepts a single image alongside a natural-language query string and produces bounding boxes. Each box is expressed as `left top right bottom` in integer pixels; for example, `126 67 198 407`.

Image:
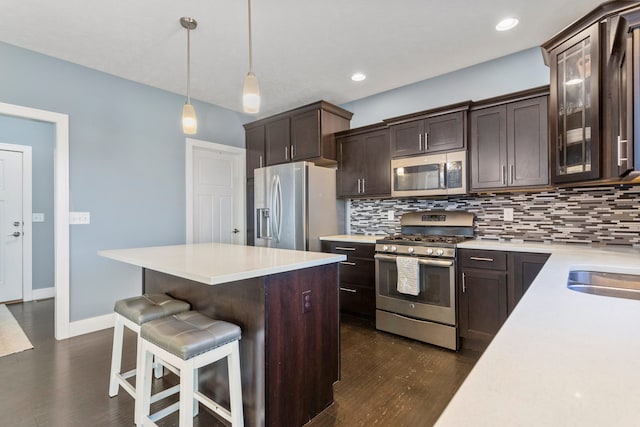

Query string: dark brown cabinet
245 125 265 180
541 1 640 184
470 89 549 190
246 179 254 246
336 124 391 198
387 106 468 158
458 249 549 350
265 116 291 165
321 240 376 319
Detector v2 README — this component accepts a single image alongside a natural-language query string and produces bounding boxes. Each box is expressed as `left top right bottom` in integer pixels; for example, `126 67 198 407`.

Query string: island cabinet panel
322 240 376 318
469 90 549 190
458 249 549 350
143 262 340 427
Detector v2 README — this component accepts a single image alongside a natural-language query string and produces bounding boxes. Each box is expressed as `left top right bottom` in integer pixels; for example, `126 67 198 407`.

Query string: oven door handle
374 253 453 267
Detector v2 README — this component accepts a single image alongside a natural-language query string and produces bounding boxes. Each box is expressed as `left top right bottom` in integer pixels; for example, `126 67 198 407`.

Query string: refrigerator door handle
275 175 283 242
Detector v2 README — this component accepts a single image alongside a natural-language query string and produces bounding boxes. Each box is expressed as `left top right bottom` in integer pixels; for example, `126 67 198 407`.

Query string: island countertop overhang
99 243 346 285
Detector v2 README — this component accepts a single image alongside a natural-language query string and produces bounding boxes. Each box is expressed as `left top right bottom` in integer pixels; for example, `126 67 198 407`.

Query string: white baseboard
31 287 55 300
68 312 115 337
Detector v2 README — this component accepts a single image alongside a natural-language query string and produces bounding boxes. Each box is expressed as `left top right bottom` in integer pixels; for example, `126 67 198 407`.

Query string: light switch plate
32 213 45 222
387 210 394 221
504 208 514 222
69 211 91 225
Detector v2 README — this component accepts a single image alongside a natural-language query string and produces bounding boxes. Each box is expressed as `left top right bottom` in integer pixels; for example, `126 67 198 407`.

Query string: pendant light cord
187 25 192 104
247 0 253 72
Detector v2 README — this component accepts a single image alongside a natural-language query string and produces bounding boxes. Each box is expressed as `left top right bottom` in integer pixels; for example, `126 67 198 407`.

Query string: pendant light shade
243 71 260 114
243 0 260 113
180 17 198 134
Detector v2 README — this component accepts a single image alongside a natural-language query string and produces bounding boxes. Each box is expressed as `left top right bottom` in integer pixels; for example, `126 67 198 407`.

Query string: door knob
11 231 21 237
232 228 240 234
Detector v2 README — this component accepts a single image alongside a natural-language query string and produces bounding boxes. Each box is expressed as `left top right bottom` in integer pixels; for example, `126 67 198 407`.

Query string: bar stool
108 293 190 400
137 311 244 427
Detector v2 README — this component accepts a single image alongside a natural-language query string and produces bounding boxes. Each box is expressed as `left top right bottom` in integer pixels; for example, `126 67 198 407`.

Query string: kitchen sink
567 270 640 301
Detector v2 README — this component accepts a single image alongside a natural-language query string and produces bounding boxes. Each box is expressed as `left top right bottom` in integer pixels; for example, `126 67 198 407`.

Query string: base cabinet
458 249 549 350
321 240 375 318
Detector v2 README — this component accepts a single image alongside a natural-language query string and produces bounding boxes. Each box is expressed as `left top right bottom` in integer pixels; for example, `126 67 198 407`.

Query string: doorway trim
185 138 246 244
0 102 70 340
0 143 33 302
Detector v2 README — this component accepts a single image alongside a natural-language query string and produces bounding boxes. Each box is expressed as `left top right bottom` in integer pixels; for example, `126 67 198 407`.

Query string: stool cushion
141 311 241 360
114 294 190 325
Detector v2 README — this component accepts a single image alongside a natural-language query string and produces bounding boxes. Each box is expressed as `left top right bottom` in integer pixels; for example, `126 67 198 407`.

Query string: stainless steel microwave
391 150 467 197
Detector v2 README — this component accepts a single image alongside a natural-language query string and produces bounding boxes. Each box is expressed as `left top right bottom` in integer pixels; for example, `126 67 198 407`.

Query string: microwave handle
440 162 446 189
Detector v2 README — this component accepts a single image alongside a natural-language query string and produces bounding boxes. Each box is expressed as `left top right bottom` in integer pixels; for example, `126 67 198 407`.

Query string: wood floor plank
1 300 480 427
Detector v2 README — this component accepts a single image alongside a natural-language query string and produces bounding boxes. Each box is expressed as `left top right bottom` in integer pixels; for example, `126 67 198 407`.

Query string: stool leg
193 368 199 417
228 341 244 427
108 314 124 397
153 357 163 379
136 339 154 427
179 359 196 427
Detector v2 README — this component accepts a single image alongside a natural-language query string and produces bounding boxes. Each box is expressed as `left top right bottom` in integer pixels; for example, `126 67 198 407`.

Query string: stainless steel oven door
375 253 456 326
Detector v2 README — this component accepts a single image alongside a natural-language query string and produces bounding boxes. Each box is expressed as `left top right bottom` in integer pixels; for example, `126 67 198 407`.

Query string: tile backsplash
349 184 640 246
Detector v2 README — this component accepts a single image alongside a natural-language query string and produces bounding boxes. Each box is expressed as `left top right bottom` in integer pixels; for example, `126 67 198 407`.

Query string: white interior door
0 150 23 302
188 141 245 245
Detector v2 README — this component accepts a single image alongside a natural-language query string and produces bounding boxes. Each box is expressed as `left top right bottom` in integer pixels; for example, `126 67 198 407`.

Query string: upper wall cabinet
245 125 265 180
336 124 391 198
244 101 352 175
469 88 549 190
541 1 640 184
384 102 469 158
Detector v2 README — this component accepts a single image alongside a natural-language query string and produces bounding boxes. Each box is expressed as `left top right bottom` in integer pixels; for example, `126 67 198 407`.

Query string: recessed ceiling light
496 17 519 31
351 72 366 82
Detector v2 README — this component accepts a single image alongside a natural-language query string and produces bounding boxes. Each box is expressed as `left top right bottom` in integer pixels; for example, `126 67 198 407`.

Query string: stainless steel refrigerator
254 161 343 252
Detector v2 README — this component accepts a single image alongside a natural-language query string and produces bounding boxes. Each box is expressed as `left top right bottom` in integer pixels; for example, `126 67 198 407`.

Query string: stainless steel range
374 210 474 350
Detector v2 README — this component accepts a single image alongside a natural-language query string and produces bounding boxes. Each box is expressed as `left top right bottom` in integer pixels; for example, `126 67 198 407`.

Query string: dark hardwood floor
1 300 480 427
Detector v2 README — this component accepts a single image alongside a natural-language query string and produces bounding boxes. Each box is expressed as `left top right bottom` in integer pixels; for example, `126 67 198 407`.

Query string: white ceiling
0 0 604 118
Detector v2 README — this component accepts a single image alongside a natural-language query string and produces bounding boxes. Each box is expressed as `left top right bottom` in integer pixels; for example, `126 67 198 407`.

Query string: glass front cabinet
548 23 601 183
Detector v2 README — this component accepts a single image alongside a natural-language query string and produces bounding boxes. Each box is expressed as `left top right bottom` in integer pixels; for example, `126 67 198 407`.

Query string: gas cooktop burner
382 234 470 245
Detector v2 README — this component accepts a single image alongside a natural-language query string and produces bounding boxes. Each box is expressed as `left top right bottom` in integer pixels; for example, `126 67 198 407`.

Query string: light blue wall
0 41 249 321
0 115 54 290
341 47 550 128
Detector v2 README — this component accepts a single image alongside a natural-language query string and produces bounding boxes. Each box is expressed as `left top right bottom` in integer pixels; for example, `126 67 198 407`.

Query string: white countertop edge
319 234 381 244
99 244 346 285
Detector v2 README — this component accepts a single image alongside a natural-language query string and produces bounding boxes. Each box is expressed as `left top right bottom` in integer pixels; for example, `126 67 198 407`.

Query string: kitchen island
436 241 640 426
100 243 346 427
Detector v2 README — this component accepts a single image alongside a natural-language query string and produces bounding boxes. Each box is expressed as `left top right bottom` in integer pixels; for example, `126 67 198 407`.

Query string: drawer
339 258 375 287
321 240 375 259
458 249 507 270
339 283 375 318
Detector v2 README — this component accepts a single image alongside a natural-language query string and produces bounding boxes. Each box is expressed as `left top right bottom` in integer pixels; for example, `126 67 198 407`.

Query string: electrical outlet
69 211 91 225
302 290 312 314
387 210 394 221
32 213 45 222
503 208 514 222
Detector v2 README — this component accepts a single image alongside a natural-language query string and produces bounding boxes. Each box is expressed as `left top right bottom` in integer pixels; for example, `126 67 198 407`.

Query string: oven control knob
436 249 444 256
391 246 397 252
408 247 414 253
426 248 433 255
382 245 389 251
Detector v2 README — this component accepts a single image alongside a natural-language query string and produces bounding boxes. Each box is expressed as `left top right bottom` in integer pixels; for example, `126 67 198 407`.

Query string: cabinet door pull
335 246 356 251
424 132 429 150
340 287 357 293
259 155 263 168
418 133 423 151
284 146 288 160
470 256 494 262
357 178 361 194
462 272 466 293
361 178 366 193
509 164 514 184
291 144 295 159
618 136 629 166
340 261 356 266
501 165 506 185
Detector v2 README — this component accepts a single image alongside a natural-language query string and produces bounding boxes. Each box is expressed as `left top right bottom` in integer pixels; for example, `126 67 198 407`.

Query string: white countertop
319 234 381 244
99 243 346 285
436 241 640 426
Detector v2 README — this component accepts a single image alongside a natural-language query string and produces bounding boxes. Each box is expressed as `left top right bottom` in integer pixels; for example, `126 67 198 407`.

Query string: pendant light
180 17 198 134
243 0 260 113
